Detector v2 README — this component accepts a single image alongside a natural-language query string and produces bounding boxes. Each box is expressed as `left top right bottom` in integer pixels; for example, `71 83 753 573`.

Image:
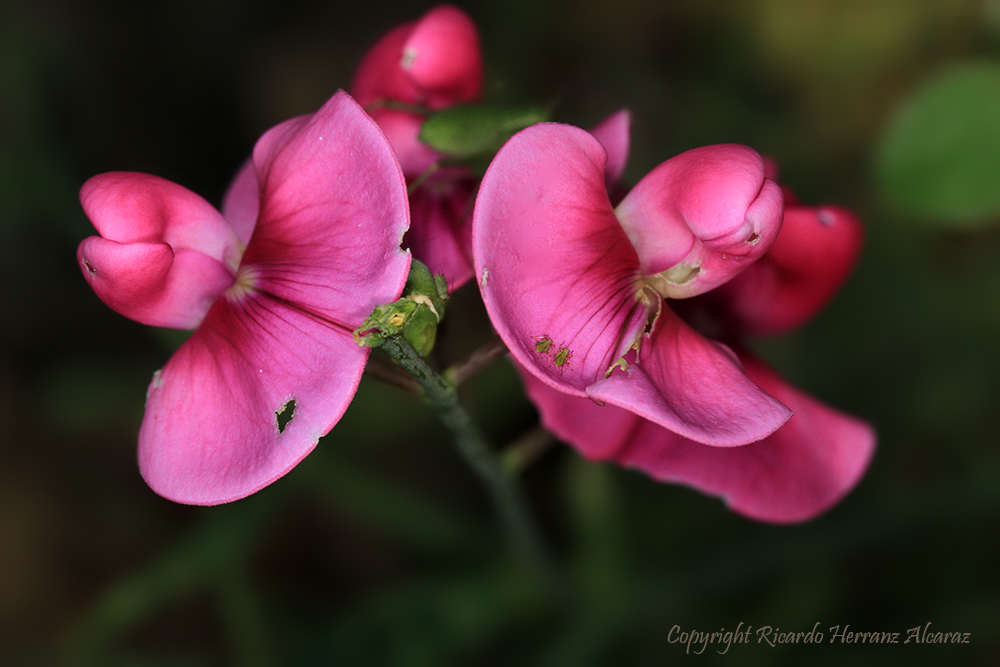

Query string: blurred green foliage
1 0 999 665
876 61 1000 225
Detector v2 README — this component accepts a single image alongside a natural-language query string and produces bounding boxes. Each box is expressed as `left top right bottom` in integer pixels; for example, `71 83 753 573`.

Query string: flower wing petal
522 353 874 523
139 296 369 505
588 306 791 446
614 353 876 522
474 123 648 396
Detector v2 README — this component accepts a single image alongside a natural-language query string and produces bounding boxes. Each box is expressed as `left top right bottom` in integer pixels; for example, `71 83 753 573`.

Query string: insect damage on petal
276 398 296 434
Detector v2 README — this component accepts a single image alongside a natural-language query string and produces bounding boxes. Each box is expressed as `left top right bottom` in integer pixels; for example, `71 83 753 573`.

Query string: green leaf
876 61 1000 226
419 103 548 160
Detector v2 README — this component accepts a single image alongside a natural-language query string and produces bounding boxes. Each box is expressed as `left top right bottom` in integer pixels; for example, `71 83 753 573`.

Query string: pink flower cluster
77 5 874 520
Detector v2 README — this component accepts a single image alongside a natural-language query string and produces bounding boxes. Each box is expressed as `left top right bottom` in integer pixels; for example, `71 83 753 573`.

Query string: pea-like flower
474 122 874 522
77 91 411 505
475 123 790 444
351 4 483 290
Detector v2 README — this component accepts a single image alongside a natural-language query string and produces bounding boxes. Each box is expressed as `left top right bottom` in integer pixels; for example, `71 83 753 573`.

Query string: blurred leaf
304 448 491 556
302 565 546 666
62 497 279 665
876 61 1000 226
419 103 548 160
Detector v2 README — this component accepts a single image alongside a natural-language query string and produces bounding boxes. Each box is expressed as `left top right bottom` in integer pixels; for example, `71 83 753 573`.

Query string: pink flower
474 122 874 522
351 4 483 290
77 91 411 505
696 165 867 338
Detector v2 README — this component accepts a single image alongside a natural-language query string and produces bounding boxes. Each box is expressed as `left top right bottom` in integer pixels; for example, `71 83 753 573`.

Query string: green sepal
419 103 549 160
353 259 449 356
405 258 448 317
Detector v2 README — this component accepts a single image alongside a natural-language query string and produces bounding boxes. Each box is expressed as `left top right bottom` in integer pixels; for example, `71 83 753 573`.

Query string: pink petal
616 354 875 523
588 109 631 190
78 173 242 328
350 6 482 111
710 205 864 336
139 296 369 505
588 306 791 446
80 172 242 269
408 175 476 291
221 159 259 246
247 90 411 326
351 22 421 108
401 5 483 109
368 107 442 178
762 155 780 181
759 157 802 205
473 123 649 397
520 353 875 523
515 358 635 461
615 144 784 298
139 90 411 504
78 237 237 329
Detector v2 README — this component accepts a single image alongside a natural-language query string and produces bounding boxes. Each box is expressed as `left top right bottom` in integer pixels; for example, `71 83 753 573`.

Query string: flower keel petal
616 145 784 298
588 306 791 446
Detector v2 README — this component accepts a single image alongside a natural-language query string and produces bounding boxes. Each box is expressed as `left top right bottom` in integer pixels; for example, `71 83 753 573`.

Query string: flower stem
442 334 509 387
379 334 564 600
363 353 420 394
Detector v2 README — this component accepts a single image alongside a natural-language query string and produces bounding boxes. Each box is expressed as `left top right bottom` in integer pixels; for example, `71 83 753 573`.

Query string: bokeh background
3 0 999 664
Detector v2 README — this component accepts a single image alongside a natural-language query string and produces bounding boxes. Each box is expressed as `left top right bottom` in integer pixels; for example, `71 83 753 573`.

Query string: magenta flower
474 122 874 522
700 172 867 337
77 91 411 505
475 123 789 442
351 4 483 290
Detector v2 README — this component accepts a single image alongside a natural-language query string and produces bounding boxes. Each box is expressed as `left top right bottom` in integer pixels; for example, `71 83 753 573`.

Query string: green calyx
354 259 449 357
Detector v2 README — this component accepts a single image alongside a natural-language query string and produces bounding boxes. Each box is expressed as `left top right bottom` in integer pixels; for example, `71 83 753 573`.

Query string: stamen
225 266 260 302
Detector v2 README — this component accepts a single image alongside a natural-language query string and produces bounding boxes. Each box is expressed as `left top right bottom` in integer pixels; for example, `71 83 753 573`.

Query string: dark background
2 0 998 664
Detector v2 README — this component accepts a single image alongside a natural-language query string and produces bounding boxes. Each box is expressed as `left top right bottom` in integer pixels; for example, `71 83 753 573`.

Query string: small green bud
353 260 450 356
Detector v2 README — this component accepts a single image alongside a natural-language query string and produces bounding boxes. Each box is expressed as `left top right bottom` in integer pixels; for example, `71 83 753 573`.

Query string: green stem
380 334 564 600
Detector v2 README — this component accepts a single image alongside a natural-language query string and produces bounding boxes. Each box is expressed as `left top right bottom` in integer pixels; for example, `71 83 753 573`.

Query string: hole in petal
276 399 296 434
746 232 761 244
83 259 97 275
